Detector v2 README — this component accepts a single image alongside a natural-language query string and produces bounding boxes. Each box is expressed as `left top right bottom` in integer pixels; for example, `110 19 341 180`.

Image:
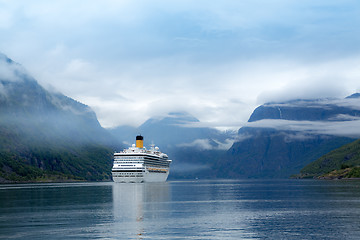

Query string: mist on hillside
0 53 119 149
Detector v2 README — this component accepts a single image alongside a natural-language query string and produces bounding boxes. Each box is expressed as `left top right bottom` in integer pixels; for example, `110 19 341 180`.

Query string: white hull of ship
112 171 169 183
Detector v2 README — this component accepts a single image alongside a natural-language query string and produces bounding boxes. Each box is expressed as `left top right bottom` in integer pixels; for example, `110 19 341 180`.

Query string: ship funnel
136 135 144 148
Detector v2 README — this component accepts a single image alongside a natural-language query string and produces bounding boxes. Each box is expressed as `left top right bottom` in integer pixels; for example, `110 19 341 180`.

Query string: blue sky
1 0 360 129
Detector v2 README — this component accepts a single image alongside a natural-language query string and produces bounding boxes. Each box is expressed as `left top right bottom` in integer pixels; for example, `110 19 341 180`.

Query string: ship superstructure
112 135 172 183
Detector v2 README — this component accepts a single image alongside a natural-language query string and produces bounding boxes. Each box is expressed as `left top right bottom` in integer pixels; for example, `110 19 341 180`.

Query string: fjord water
1 180 360 239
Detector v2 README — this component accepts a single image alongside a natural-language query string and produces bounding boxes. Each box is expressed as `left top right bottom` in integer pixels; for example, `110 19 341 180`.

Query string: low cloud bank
177 138 235 150
245 119 360 138
264 98 360 111
242 96 360 138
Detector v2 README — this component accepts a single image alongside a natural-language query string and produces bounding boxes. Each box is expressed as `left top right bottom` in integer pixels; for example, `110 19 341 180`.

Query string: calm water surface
1 179 360 239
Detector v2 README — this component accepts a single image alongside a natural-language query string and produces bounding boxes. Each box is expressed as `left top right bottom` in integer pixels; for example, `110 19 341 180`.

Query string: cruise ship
112 135 172 183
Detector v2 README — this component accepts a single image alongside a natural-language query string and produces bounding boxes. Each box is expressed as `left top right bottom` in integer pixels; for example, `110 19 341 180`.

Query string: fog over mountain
110 112 235 149
115 94 360 179
2 51 360 181
246 95 360 138
0 53 117 146
0 53 119 182
109 112 236 179
220 95 360 178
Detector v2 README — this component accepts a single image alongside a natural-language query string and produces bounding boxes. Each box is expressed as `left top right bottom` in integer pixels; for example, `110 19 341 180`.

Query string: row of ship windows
113 170 144 172
114 157 144 160
114 156 167 161
117 165 142 167
114 161 143 164
146 163 170 167
143 160 169 165
114 169 144 172
144 156 162 160
114 161 168 167
113 173 143 177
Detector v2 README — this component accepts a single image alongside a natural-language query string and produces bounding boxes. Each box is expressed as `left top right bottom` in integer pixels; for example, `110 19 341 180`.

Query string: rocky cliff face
248 98 360 122
220 96 360 178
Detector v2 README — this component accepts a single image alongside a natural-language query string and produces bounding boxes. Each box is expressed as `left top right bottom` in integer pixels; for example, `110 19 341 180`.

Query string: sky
1 0 360 129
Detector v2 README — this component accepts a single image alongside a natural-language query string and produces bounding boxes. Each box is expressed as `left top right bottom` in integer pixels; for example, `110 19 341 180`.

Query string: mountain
109 112 236 179
219 96 360 178
298 138 360 179
0 53 120 182
346 93 360 99
4 52 360 181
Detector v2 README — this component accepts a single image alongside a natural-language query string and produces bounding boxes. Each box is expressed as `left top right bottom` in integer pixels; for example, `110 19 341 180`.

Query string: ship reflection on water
112 183 170 238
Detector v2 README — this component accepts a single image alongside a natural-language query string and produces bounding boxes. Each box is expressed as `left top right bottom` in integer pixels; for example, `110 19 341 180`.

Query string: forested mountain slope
0 53 119 182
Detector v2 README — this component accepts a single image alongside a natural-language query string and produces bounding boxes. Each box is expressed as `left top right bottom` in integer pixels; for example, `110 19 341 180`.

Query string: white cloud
213 138 235 150
240 96 360 138
0 55 28 82
245 119 360 138
257 56 360 104
1 0 360 129
177 138 235 150
264 97 360 112
177 139 214 150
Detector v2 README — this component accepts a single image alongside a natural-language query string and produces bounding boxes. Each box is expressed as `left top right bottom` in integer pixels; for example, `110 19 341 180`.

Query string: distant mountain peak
168 111 190 117
0 52 31 83
345 93 360 99
141 112 199 128
166 111 199 122
0 52 18 67
0 52 10 62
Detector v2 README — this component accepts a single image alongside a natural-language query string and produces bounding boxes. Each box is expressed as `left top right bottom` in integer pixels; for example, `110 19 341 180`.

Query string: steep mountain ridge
0 53 120 182
249 97 360 122
220 95 360 178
